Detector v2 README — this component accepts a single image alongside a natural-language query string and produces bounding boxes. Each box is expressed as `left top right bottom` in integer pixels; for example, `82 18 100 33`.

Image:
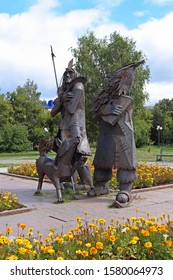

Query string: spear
50 45 59 94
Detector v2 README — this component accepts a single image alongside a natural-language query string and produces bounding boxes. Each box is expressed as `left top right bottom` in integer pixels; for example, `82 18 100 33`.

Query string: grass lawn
0 145 173 168
137 145 173 162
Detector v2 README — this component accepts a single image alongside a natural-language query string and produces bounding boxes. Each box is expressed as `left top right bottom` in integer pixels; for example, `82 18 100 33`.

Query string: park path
0 171 173 238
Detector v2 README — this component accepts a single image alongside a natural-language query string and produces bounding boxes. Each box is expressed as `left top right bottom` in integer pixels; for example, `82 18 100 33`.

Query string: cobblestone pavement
0 172 173 237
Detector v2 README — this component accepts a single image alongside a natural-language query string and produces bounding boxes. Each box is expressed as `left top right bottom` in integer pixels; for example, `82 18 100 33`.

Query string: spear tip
50 45 56 57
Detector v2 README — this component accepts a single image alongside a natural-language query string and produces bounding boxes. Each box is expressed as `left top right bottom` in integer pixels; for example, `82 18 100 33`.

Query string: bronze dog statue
35 137 80 202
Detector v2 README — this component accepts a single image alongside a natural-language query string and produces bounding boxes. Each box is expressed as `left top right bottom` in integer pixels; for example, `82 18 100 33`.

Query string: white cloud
0 0 173 106
0 0 101 98
124 12 173 105
134 11 147 17
146 82 173 105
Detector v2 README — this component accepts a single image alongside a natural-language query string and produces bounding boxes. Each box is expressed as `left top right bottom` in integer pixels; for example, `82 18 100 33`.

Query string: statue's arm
50 97 62 117
66 83 83 114
99 98 132 125
101 103 123 116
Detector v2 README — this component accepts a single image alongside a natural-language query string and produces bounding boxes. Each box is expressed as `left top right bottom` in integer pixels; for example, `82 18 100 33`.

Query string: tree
0 79 59 151
151 99 173 145
5 80 54 146
133 108 153 147
0 94 14 127
71 31 151 145
0 123 31 152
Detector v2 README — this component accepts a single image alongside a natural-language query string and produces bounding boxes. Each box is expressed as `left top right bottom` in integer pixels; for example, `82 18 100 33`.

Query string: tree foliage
71 31 151 146
151 99 173 145
0 123 31 152
0 80 56 152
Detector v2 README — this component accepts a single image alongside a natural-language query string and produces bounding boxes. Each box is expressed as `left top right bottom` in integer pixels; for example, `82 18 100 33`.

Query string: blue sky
1 0 172 27
0 0 173 105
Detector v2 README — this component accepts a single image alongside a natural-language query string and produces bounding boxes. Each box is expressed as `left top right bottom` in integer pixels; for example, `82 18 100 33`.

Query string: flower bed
8 162 173 189
1 211 173 260
0 191 25 212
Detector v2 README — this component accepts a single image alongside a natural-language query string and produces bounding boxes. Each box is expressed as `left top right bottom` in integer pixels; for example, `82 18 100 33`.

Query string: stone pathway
0 172 173 238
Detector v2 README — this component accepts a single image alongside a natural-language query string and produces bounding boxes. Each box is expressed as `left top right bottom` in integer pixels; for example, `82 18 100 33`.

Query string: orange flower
166 240 172 247
89 247 98 255
19 224 27 230
109 235 117 242
81 251 89 257
96 242 103 249
141 229 150 236
6 227 13 234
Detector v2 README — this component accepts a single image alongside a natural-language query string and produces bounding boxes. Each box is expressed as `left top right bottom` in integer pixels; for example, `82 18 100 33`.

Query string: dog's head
38 139 54 155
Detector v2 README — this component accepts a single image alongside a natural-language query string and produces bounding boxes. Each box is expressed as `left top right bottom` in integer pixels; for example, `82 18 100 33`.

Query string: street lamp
156 125 162 148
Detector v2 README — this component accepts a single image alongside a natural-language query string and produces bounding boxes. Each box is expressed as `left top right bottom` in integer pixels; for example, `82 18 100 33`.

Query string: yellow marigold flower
55 237 64 243
48 232 54 238
96 242 103 249
77 240 82 246
130 217 137 221
90 247 98 255
0 235 8 244
96 234 101 240
161 212 166 218
32 251 37 257
117 246 123 252
129 239 138 245
25 243 32 250
81 250 89 257
84 211 88 216
18 247 28 255
99 218 106 225
166 240 172 247
139 217 146 223
68 234 74 239
6 227 13 234
144 242 152 248
57 257 64 260
15 238 23 245
159 225 168 233
5 191 11 196
103 231 109 237
76 217 82 223
148 226 157 232
85 243 91 248
76 250 82 255
5 255 18 260
48 248 55 255
19 223 27 230
88 223 97 229
131 226 139 230
109 235 117 242
133 236 139 241
141 229 150 236
45 237 51 243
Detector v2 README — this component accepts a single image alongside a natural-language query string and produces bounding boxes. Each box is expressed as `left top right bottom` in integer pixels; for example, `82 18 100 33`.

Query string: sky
0 0 173 106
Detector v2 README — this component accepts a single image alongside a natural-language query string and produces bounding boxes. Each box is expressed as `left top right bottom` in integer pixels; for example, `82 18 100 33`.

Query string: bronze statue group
36 58 144 208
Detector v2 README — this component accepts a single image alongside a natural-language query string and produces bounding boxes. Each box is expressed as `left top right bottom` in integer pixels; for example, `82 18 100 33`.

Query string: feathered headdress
93 60 145 113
